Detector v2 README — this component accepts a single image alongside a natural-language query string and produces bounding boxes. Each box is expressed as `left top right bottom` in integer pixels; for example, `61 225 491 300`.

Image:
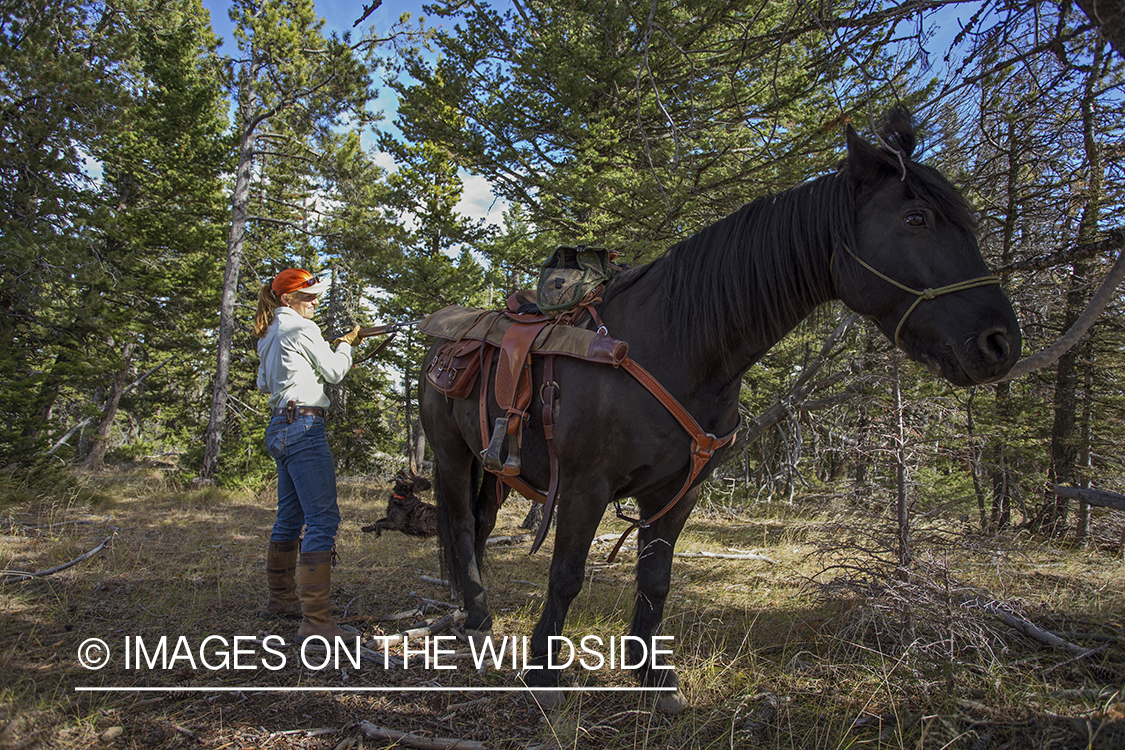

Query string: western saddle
421 291 739 561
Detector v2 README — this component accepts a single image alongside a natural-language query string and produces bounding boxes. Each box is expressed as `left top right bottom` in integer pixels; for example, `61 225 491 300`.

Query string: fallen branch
1051 484 1125 512
357 721 486 750
675 550 777 563
10 518 105 531
420 574 451 587
0 536 112 583
971 599 1093 657
377 608 426 622
485 534 529 546
372 610 469 645
420 597 459 610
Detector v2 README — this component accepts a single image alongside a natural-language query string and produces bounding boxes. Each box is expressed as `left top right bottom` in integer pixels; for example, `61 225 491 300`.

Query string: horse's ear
845 124 895 183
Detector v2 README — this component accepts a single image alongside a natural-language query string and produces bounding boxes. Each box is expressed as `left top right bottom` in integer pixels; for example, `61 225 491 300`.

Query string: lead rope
835 242 1002 349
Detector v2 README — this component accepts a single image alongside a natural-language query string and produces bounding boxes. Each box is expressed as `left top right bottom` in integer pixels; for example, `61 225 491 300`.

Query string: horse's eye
905 212 926 227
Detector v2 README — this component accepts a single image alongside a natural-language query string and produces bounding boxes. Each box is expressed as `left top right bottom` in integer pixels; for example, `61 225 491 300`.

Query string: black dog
362 470 436 537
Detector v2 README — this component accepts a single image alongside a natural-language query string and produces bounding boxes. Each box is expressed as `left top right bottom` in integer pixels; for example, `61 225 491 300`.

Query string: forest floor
1 467 1123 749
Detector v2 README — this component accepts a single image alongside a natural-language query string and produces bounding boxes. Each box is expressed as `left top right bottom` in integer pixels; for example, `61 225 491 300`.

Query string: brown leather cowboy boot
295 550 358 643
263 539 302 619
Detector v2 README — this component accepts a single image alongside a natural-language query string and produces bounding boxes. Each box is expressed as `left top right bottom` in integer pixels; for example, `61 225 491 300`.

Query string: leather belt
271 405 327 421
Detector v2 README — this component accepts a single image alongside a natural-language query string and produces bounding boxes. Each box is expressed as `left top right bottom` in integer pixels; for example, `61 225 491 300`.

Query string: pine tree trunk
201 57 258 481
1075 339 1095 542
1043 42 1104 535
84 341 136 471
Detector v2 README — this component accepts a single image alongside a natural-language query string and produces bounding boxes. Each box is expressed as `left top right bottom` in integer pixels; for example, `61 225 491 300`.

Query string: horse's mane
602 143 976 362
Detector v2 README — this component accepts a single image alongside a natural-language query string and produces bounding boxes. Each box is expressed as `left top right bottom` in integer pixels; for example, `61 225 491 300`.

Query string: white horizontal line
74 686 675 693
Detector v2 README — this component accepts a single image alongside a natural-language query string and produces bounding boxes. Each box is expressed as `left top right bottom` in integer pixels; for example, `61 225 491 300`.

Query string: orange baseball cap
271 268 330 296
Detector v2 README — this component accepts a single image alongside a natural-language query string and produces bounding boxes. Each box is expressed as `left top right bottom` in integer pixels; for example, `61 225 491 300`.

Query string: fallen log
0 536 112 583
1051 484 1125 512
357 720 486 750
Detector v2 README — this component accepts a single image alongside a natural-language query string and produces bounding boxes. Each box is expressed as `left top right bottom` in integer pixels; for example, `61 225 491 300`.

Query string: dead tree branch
969 598 1094 657
995 228 1125 273
1002 242 1125 381
674 549 777 563
0 536 112 583
1051 484 1125 512
357 721 486 750
741 313 860 445
372 610 469 644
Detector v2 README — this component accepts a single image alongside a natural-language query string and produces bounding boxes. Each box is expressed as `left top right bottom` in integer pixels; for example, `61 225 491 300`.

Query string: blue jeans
265 414 340 553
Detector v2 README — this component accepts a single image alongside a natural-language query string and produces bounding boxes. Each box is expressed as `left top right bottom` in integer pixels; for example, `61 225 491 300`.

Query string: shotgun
331 318 426 343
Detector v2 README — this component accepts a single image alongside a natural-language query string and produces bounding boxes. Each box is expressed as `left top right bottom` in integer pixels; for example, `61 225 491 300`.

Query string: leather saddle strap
479 342 495 452
480 337 554 508
496 320 549 410
530 355 560 554
604 356 740 563
501 475 546 504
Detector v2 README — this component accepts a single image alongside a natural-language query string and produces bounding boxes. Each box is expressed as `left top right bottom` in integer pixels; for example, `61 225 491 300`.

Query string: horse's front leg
628 485 699 714
522 484 606 700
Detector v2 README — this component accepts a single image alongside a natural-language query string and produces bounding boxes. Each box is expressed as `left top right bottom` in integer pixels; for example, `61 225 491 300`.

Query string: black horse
419 116 1021 711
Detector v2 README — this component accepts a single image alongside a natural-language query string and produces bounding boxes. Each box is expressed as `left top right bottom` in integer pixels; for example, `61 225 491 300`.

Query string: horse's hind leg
433 442 493 635
628 486 700 714
465 473 501 650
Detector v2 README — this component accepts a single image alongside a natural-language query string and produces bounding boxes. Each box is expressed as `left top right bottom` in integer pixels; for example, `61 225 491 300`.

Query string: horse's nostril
977 326 1010 365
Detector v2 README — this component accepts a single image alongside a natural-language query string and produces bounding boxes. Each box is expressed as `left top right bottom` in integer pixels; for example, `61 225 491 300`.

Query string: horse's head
833 115 1021 385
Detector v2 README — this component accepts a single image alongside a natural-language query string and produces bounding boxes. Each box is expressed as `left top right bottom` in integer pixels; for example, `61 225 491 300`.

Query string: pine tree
201 0 374 480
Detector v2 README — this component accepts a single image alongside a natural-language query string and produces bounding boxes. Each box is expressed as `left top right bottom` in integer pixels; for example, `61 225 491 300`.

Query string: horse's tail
433 464 460 593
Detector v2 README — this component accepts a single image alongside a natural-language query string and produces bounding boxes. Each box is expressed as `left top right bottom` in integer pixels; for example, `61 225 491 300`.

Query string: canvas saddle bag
536 244 614 317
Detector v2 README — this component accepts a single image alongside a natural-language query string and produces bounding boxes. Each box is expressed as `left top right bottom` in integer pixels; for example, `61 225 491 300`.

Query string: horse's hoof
654 688 687 714
524 688 566 711
465 628 493 673
465 628 493 649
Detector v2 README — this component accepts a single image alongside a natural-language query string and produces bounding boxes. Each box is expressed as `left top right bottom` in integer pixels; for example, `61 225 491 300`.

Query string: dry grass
0 469 1123 749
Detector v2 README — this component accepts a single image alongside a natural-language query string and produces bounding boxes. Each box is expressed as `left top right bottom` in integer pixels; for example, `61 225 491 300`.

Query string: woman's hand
333 324 364 347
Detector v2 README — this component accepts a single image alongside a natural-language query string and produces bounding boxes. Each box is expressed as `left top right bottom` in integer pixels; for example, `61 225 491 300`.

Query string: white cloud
457 172 508 228
372 150 398 173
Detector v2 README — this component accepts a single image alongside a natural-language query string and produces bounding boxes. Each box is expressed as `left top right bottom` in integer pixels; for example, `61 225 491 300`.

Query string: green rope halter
837 243 1002 350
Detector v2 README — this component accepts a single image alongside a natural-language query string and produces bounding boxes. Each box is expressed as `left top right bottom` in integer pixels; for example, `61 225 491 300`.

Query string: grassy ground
1 468 1123 749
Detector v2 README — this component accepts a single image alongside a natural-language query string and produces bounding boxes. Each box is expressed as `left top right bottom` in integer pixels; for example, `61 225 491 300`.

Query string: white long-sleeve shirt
257 306 353 409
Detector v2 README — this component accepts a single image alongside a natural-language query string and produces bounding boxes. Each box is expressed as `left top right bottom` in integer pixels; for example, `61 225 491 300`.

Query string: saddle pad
421 306 629 366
